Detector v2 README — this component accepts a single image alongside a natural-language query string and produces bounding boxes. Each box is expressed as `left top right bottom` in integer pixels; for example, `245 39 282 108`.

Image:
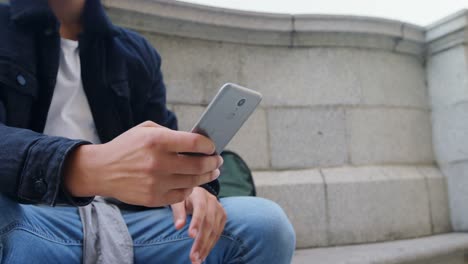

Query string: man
0 0 296 263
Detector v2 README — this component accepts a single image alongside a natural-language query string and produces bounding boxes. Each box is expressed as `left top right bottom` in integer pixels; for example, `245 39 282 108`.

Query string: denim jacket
0 0 220 206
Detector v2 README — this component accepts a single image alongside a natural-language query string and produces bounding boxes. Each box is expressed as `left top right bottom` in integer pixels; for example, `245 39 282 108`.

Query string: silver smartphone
183 83 262 155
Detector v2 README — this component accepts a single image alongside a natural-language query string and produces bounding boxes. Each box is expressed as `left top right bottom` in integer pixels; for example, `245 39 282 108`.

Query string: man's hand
171 187 227 264
64 121 223 207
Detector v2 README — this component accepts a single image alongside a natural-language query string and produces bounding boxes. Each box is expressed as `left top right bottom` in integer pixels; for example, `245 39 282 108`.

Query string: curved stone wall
102 0 451 248
104 0 433 170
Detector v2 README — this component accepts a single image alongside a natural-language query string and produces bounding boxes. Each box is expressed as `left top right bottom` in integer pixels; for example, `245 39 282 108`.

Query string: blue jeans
0 195 295 264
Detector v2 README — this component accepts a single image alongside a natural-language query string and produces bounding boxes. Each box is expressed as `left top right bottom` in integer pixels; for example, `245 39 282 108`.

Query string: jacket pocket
110 81 133 129
0 60 39 127
0 61 38 98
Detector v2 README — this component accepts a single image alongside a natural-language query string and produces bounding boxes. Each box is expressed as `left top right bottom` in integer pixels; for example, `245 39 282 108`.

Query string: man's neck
59 22 82 41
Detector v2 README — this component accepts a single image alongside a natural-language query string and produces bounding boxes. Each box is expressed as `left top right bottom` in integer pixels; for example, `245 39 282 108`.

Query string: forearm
64 144 102 198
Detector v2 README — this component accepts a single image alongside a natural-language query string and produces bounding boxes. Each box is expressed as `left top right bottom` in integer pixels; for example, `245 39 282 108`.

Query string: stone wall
101 0 458 248
426 10 468 232
103 0 432 171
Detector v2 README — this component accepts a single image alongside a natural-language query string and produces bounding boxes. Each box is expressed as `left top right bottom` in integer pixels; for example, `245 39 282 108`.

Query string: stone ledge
426 10 468 55
102 0 425 55
292 233 468 264
426 9 468 42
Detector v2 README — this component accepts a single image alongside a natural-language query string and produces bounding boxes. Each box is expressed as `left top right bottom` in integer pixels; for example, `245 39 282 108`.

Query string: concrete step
253 165 452 248
292 233 468 264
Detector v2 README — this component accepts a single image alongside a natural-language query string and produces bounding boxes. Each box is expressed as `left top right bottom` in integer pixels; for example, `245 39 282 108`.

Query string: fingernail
218 156 224 167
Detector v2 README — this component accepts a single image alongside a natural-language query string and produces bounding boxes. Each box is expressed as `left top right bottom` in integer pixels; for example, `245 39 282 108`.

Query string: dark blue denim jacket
0 0 219 206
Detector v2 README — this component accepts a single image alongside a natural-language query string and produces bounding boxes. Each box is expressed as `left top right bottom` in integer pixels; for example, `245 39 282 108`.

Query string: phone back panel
191 83 262 154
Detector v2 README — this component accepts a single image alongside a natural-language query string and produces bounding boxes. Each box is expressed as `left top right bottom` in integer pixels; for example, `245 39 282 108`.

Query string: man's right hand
64 121 223 207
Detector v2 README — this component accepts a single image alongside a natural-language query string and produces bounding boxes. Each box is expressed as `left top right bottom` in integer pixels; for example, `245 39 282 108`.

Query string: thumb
171 202 187 230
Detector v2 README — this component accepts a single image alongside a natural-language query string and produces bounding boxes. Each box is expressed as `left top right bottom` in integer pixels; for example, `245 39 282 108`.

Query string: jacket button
34 179 48 195
16 74 27 86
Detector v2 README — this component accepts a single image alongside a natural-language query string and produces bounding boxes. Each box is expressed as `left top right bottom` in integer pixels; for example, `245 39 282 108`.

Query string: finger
163 131 216 155
200 223 217 262
203 229 218 262
191 207 215 262
171 202 187 230
172 154 223 175
209 208 227 260
190 220 207 264
188 194 207 239
199 205 219 261
170 169 220 189
205 208 224 260
190 233 201 263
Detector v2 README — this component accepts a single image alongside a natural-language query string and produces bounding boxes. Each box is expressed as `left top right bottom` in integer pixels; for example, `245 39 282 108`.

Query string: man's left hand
171 187 227 264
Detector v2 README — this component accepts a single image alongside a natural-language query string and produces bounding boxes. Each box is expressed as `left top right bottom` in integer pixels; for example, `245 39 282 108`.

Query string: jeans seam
133 235 193 246
219 231 247 264
0 222 82 246
132 232 247 263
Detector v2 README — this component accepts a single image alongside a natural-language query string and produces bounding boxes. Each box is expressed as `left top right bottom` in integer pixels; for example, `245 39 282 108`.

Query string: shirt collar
10 0 120 37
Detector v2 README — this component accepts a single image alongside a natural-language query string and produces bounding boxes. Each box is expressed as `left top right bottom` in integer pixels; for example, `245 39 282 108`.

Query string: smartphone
182 83 262 155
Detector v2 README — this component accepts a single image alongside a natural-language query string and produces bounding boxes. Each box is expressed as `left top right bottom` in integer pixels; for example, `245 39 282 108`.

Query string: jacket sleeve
0 97 94 206
141 41 220 197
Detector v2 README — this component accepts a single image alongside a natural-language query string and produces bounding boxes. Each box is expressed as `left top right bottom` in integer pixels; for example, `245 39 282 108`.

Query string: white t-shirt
43 38 101 144
42 38 134 264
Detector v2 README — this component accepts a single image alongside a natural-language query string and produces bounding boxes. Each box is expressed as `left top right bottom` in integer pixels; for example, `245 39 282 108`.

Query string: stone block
418 166 452 234
359 51 428 109
347 108 434 165
432 103 468 164
172 104 205 132
225 108 270 169
427 46 468 110
254 169 328 248
144 34 244 105
240 47 362 107
268 107 348 169
442 162 468 231
322 166 432 245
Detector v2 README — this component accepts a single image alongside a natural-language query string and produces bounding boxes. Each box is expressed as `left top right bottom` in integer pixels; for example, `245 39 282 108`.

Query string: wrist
64 144 101 197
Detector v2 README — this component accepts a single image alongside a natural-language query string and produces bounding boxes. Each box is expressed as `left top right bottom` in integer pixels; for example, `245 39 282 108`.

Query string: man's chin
48 0 85 23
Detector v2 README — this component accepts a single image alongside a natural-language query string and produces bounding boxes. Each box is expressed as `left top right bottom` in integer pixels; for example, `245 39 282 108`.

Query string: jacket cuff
200 179 220 198
17 136 93 206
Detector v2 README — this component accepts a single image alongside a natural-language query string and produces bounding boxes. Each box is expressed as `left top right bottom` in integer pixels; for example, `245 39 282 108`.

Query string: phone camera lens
237 99 246 106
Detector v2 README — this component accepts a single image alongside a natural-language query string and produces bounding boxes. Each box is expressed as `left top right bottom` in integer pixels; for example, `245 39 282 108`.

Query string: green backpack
218 150 256 198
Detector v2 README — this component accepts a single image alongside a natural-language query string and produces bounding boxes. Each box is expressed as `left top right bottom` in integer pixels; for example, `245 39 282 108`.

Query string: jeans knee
222 197 296 261
249 198 296 248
